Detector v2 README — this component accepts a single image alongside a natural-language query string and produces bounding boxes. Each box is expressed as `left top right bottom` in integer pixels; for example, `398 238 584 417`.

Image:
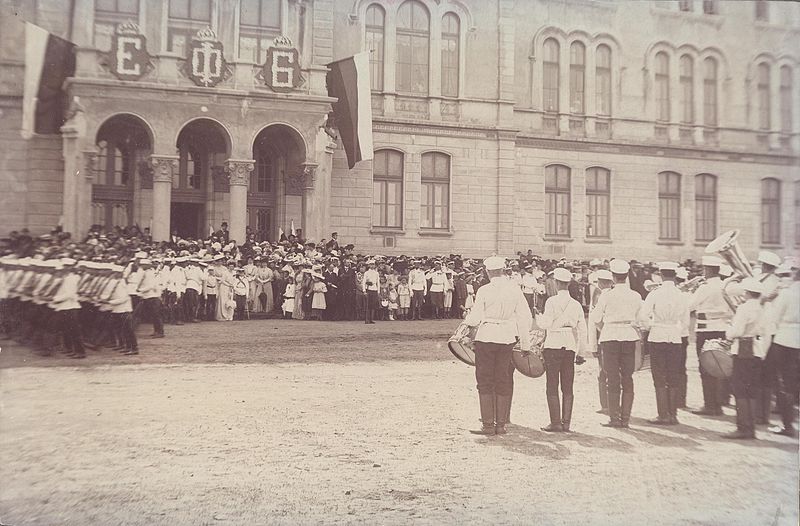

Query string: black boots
755 389 771 426
541 395 563 432
668 388 681 425
605 391 634 428
561 395 574 432
604 390 622 427
598 378 609 415
470 394 496 435
693 374 723 416
621 392 634 428
495 395 512 435
649 387 672 425
723 397 756 439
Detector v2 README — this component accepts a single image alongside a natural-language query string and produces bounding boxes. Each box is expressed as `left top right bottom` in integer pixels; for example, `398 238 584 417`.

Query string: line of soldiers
463 252 799 439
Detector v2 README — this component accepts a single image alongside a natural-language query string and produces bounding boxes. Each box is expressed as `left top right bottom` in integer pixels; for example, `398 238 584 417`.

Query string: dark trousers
57 309 84 353
696 331 726 411
365 290 378 323
234 295 247 320
650 342 683 390
732 355 762 399
523 293 536 314
772 343 799 429
601 340 637 402
138 297 164 335
184 289 199 321
205 294 217 321
114 312 137 351
341 291 356 320
543 348 575 397
474 341 514 396
411 290 425 319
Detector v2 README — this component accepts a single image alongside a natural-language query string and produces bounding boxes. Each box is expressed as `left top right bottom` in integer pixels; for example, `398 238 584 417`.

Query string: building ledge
418 229 454 237
584 237 612 244
760 243 783 250
370 228 405 236
656 239 684 246
543 236 574 243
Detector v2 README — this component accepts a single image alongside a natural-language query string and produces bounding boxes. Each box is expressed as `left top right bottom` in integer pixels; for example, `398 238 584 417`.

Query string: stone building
0 0 798 260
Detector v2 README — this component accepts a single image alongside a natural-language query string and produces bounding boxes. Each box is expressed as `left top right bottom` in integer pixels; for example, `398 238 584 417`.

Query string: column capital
150 155 179 183
224 159 255 186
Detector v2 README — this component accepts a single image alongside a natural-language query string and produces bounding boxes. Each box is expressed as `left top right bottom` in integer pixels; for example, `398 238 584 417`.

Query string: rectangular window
372 150 403 228
780 66 793 133
167 0 212 56
655 53 670 122
659 172 681 240
365 5 385 91
421 153 450 229
396 3 430 94
94 0 139 50
543 39 560 113
586 167 610 238
596 46 612 116
761 179 781 244
703 58 718 126
702 0 717 14
678 0 692 11
569 42 585 114
441 14 459 98
695 174 717 242
755 0 768 21
239 0 281 64
545 165 571 237
758 64 771 130
680 56 694 124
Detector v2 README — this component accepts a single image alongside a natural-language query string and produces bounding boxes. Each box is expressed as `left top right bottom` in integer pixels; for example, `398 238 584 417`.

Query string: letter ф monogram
107 21 153 81
184 27 231 88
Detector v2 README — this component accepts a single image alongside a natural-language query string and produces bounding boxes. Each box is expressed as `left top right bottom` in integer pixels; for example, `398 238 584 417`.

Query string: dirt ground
1 319 798 525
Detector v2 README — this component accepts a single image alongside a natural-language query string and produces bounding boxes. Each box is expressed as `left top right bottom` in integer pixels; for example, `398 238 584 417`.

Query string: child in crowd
388 284 399 321
282 276 295 319
397 276 411 320
310 273 328 321
464 276 475 318
378 276 390 321
233 269 249 320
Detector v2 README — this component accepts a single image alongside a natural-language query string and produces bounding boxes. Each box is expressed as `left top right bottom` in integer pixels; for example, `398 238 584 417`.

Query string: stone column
77 150 97 237
150 155 178 242
300 162 319 241
225 159 255 243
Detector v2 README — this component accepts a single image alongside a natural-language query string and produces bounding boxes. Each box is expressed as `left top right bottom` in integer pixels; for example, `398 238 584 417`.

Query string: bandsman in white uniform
767 259 799 437
756 250 782 426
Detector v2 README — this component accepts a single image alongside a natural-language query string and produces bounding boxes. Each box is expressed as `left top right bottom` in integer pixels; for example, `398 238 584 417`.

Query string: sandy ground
0 320 798 526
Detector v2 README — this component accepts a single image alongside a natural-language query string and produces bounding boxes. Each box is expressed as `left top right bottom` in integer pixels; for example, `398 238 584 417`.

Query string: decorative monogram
106 21 153 81
150 156 178 184
181 27 232 87
259 36 304 93
224 160 255 186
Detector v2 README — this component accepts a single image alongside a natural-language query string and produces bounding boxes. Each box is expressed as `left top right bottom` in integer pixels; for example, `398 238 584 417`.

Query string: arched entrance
250 124 306 242
173 119 231 239
92 114 152 232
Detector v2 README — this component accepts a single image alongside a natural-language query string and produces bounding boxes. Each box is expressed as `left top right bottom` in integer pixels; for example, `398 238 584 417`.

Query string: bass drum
447 322 477 366
700 339 734 379
512 328 547 378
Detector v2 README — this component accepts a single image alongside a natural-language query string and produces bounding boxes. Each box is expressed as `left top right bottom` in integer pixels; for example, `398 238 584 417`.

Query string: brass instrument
704 229 753 311
678 276 706 293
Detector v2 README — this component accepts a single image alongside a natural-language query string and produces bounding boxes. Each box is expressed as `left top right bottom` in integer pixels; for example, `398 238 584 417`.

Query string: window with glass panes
586 167 610 238
251 149 273 193
441 13 459 98
658 172 681 240
94 0 139 50
545 165 571 236
702 0 717 14
695 174 716 242
680 55 694 124
239 0 281 64
758 63 770 130
420 152 450 229
679 0 692 12
596 45 611 116
543 39 559 112
781 66 793 133
761 178 781 244
365 4 385 91
396 1 429 94
655 52 670 122
703 58 718 126
167 0 212 56
96 140 131 187
755 0 768 21
372 150 403 228
569 42 585 114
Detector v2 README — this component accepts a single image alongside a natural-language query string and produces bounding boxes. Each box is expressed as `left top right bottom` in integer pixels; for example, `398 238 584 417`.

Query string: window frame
238 0 282 64
545 164 571 237
755 0 768 21
585 167 610 238
167 0 213 55
655 52 670 122
694 173 717 242
703 57 718 127
595 44 612 116
658 171 682 241
780 65 793 134
679 55 694 124
542 38 560 113
395 0 430 95
365 3 386 92
420 152 451 230
757 62 771 131
93 0 140 50
372 149 404 229
761 178 781 245
569 41 586 115
440 12 460 98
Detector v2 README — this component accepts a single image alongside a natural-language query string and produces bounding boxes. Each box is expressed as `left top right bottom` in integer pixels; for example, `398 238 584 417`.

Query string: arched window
94 0 139 50
596 45 612 116
655 52 670 122
695 174 717 242
420 152 450 229
372 150 403 228
586 167 610 238
239 0 281 63
680 55 694 124
251 148 273 193
365 4 385 92
441 13 460 97
780 66 793 133
545 165 571 236
658 172 681 240
758 63 771 130
543 38 560 112
761 178 781 244
396 0 430 94
703 58 718 126
569 41 585 114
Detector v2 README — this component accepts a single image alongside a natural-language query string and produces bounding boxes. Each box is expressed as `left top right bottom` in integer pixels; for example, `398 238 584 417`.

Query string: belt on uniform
481 318 510 325
605 320 635 325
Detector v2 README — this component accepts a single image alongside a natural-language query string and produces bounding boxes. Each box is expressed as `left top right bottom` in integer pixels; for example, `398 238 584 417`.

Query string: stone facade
0 0 798 260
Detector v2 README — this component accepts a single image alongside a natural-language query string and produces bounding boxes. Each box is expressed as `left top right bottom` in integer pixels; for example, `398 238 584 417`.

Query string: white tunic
638 281 690 344
588 283 643 343
538 290 588 355
464 276 532 350
771 282 800 349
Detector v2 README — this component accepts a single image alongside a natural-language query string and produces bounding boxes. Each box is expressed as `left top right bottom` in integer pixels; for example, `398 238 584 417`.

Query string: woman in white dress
216 261 236 321
253 260 274 313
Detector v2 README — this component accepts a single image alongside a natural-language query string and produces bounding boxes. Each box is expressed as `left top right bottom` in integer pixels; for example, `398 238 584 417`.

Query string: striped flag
326 52 373 169
22 21 76 138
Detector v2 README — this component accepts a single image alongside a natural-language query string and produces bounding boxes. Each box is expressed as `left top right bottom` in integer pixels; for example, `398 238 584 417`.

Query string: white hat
775 263 792 276
483 256 505 271
609 259 630 274
658 261 678 271
741 277 763 294
676 267 689 280
719 264 733 277
596 269 613 281
140 258 152 265
758 250 781 267
134 251 147 259
590 259 602 266
553 267 572 282
60 258 76 266
702 255 722 267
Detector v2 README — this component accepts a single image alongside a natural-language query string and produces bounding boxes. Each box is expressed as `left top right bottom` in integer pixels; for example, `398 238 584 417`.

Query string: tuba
704 229 753 311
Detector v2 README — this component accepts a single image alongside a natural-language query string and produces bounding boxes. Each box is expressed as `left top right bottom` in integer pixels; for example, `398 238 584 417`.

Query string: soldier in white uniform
589 260 643 428
767 259 800 437
538 267 588 432
463 256 532 436
589 268 614 415
756 250 782 426
638 262 690 426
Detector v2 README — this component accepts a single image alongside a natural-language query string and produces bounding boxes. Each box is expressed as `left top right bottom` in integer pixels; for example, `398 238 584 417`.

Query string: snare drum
447 321 477 366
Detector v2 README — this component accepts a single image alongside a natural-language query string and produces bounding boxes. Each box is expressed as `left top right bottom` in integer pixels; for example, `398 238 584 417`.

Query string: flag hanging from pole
22 21 76 138
326 52 373 169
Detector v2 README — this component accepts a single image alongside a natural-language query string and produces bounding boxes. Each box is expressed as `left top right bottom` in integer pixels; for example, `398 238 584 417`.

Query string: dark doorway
171 203 203 239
